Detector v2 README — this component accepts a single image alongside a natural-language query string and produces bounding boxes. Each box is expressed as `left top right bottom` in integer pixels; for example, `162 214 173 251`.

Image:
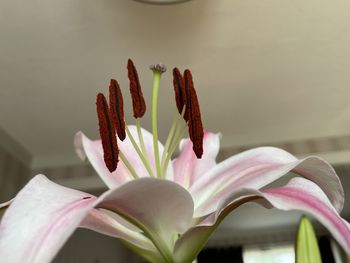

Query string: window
243 243 294 263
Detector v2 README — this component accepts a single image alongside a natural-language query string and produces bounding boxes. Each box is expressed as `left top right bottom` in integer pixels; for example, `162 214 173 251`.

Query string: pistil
150 64 167 178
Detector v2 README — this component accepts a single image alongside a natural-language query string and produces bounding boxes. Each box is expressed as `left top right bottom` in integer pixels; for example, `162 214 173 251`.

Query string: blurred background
0 0 350 262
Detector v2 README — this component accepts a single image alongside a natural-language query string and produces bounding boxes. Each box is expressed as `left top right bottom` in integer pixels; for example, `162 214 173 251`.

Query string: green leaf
295 215 322 263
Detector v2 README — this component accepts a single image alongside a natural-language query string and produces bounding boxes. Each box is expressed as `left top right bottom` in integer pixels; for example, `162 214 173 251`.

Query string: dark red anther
96 93 119 172
109 79 126 141
184 69 204 158
172 68 189 121
127 59 146 118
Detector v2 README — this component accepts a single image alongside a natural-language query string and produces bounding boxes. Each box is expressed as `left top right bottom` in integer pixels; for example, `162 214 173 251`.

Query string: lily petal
0 175 97 263
190 147 343 217
175 178 350 262
74 131 131 187
75 126 174 189
96 178 194 260
81 208 164 262
0 175 193 263
120 126 173 181
0 199 12 220
261 177 350 253
81 208 154 250
173 132 220 189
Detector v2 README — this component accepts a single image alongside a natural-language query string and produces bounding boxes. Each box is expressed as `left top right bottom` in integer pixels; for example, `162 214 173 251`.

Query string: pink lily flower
0 60 349 263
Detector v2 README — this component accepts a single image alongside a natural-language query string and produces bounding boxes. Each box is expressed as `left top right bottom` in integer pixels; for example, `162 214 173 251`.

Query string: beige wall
54 229 141 263
0 146 30 202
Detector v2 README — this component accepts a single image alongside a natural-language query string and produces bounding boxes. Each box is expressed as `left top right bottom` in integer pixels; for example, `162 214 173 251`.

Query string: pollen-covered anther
96 93 119 172
109 79 126 141
127 59 146 118
150 63 167 73
172 67 189 121
184 69 204 158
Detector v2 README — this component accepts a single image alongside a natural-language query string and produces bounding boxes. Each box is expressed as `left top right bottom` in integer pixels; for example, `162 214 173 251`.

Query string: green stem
103 207 174 263
136 119 148 157
119 150 139 179
160 113 178 171
162 123 187 176
161 107 186 177
125 125 154 177
151 71 162 178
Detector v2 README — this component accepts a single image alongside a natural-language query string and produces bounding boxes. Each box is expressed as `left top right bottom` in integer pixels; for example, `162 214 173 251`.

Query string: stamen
162 118 187 176
119 150 139 179
127 59 146 118
184 69 204 158
109 79 126 141
161 106 186 175
125 125 155 177
96 93 119 172
172 68 189 121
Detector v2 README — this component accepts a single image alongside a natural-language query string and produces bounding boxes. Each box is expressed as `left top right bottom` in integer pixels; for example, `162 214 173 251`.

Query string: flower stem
151 71 162 178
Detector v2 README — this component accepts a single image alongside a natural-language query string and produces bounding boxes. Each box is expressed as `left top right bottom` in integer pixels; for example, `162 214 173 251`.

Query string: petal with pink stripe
0 175 193 263
190 147 343 217
96 178 193 256
74 126 173 189
175 177 350 262
173 132 220 189
0 175 97 263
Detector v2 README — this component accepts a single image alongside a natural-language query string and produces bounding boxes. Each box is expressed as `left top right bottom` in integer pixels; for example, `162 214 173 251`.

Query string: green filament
136 119 148 157
161 107 186 178
162 122 187 176
125 125 155 177
119 150 139 179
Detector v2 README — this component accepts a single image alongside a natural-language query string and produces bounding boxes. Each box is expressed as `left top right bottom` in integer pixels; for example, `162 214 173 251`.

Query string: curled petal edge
191 150 344 217
174 177 350 262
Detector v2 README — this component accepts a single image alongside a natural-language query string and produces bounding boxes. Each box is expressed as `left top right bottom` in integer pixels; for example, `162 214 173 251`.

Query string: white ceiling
0 0 350 168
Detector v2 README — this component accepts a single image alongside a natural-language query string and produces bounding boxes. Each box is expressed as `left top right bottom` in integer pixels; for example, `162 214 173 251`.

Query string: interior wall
0 146 30 202
53 229 141 263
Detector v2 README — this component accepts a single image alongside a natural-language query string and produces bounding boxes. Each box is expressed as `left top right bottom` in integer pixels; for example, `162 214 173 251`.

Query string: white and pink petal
96 177 193 257
175 177 350 262
74 126 174 189
74 131 132 188
173 131 220 189
0 175 193 263
0 199 12 221
0 175 97 263
190 147 343 217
